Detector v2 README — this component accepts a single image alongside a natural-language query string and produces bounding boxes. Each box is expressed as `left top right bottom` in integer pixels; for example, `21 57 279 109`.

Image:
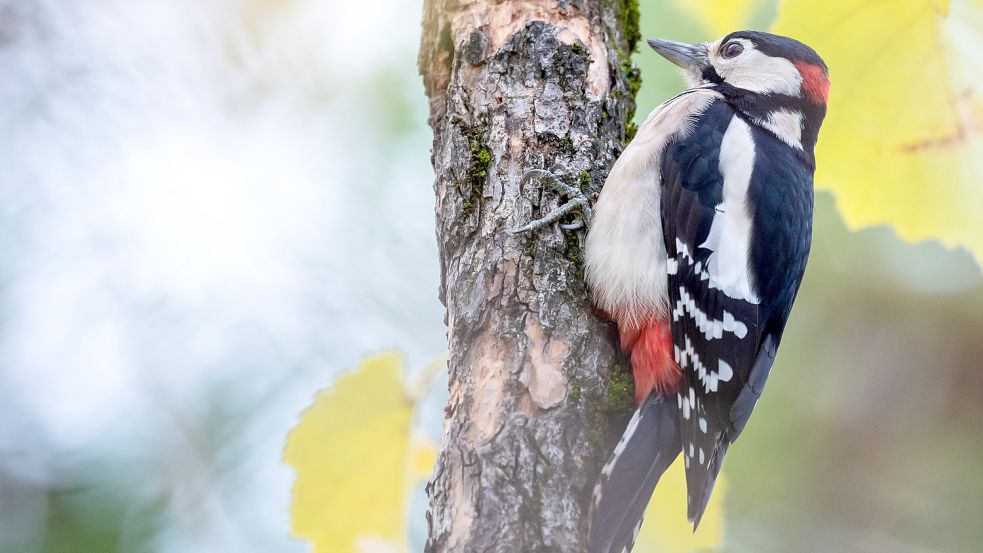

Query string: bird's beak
646 38 709 72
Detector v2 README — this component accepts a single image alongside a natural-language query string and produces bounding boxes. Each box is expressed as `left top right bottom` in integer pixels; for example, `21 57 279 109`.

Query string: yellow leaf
673 0 769 37
635 458 726 553
773 0 983 260
409 433 438 480
284 352 437 553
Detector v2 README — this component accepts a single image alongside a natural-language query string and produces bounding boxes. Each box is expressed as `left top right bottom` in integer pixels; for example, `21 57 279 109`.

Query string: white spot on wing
718 359 734 382
674 287 750 342
676 238 694 265
721 310 749 338
711 319 723 339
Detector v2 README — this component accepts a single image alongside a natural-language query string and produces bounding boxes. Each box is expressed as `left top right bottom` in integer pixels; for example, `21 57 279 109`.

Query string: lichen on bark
418 1 642 551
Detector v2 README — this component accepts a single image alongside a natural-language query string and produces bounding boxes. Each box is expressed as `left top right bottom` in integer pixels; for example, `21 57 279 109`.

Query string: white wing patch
700 116 760 304
675 331 735 393
669 238 749 339
671 284 749 340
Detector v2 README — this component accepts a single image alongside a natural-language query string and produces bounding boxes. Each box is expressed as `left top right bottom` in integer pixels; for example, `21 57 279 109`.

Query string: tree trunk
419 1 641 551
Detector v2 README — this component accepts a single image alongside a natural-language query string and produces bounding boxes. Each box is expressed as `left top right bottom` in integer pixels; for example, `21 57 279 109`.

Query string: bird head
648 31 829 153
647 31 829 105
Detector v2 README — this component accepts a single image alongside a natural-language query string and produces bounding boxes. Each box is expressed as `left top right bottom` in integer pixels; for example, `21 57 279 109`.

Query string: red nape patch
794 60 829 104
618 318 682 405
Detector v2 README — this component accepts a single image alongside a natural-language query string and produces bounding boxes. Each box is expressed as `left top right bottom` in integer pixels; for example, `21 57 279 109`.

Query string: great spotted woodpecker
513 31 828 553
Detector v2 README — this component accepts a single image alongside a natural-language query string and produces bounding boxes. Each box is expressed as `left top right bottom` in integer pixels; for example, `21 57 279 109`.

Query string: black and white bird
513 30 829 553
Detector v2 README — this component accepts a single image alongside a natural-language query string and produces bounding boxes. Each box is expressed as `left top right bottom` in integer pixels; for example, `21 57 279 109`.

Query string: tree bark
419 1 641 551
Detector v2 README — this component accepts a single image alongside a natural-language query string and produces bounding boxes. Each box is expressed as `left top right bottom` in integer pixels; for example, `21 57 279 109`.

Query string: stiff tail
686 437 728 530
588 393 681 553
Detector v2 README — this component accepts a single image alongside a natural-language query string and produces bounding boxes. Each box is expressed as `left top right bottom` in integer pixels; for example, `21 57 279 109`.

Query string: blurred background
0 1 980 552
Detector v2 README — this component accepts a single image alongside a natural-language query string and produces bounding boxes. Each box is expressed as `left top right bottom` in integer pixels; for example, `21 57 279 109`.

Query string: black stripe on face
701 66 724 85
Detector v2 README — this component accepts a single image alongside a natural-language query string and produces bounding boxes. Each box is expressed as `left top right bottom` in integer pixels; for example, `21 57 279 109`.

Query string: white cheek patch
758 108 803 150
713 43 803 96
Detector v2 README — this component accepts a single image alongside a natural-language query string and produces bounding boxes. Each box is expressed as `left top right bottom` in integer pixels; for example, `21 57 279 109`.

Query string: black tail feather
687 438 728 530
588 393 681 553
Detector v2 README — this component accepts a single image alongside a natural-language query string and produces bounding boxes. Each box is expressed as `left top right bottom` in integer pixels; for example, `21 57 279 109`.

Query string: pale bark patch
450 0 609 97
466 331 508 443
521 314 569 410
446 455 476 548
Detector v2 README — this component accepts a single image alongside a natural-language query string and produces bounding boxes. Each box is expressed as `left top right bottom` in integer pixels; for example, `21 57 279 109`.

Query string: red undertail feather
617 317 682 404
794 60 829 104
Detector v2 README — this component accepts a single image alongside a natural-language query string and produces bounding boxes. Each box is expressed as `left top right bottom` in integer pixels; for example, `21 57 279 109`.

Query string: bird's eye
722 42 744 59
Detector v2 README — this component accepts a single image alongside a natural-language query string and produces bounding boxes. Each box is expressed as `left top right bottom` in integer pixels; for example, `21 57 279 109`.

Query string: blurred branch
418 1 641 551
405 352 450 402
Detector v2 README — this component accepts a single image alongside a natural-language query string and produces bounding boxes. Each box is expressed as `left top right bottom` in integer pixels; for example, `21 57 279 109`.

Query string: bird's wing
660 101 774 528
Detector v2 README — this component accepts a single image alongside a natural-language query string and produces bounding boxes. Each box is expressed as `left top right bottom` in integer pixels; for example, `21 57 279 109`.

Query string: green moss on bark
569 381 582 402
578 171 590 192
459 125 492 218
622 59 642 98
525 240 537 258
611 0 641 54
563 229 584 280
468 132 492 187
606 363 635 412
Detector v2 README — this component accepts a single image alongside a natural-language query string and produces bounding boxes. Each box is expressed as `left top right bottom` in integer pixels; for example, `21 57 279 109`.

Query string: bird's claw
509 167 593 234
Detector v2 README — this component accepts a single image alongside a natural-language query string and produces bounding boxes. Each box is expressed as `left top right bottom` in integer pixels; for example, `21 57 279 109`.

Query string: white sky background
0 0 444 551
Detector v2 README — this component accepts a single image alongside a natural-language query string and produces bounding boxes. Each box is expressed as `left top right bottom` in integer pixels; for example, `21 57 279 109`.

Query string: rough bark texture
419 1 640 551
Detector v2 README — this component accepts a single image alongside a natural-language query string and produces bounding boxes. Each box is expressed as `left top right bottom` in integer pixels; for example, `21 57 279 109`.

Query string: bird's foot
509 165 593 234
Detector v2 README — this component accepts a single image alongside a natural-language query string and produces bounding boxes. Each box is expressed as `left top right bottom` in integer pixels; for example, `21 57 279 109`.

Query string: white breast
584 89 721 327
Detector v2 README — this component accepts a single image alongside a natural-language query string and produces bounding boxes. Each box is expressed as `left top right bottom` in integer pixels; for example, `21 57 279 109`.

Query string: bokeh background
1 1 980 552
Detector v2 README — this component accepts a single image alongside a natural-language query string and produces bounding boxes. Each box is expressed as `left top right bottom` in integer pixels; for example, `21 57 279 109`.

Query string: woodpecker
513 30 828 553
